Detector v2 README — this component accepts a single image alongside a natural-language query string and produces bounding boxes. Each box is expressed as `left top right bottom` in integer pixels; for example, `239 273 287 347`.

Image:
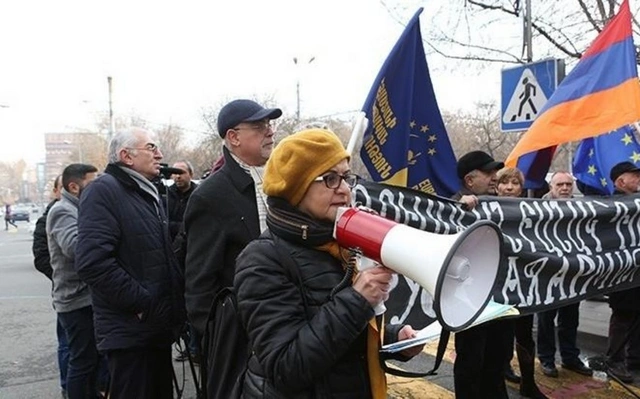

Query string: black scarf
266 197 335 247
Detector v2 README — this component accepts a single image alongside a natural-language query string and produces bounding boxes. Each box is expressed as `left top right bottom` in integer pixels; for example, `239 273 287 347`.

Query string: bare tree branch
425 41 522 64
532 21 582 58
595 0 608 21
608 0 616 19
467 0 518 16
434 28 525 62
577 0 602 32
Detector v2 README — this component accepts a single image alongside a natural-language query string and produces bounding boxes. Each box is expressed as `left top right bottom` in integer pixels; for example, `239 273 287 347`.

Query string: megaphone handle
354 254 387 315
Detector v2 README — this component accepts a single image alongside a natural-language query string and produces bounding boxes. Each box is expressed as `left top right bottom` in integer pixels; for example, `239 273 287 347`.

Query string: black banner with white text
354 180 640 329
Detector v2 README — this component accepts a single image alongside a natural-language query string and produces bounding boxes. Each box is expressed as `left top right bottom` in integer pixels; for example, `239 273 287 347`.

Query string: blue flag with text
573 125 640 195
359 8 459 197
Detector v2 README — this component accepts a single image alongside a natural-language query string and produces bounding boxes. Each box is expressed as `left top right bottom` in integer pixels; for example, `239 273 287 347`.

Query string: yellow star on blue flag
573 125 640 194
360 8 458 196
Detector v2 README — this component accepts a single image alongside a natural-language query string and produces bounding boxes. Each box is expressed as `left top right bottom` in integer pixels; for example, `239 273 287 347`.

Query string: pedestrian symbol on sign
503 68 548 124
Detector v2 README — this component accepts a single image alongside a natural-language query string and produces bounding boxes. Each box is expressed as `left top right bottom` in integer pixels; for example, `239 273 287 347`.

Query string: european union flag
573 125 640 195
359 8 459 197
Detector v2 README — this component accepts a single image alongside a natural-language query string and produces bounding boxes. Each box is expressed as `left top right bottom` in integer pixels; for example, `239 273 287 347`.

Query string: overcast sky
0 0 503 164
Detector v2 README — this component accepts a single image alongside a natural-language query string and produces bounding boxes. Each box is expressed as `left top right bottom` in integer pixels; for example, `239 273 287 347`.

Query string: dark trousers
187 323 200 356
4 217 16 229
106 346 173 399
537 303 580 365
58 306 99 399
56 316 70 391
607 308 640 366
454 319 512 399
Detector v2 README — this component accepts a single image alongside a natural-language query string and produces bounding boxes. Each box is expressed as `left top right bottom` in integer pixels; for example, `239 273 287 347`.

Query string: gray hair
174 160 194 176
295 121 332 132
107 129 147 163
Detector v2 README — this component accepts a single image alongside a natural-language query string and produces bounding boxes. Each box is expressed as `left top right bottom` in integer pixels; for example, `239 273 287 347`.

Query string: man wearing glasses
183 99 281 393
76 128 185 398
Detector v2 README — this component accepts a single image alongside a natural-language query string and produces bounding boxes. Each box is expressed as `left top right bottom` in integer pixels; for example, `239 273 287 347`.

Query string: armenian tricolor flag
506 0 640 186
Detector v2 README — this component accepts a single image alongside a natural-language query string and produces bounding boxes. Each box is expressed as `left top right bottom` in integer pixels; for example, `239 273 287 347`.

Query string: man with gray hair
76 128 185 398
537 172 592 379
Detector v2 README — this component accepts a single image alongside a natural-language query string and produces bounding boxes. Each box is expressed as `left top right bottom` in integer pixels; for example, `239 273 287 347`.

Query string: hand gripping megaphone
333 207 504 331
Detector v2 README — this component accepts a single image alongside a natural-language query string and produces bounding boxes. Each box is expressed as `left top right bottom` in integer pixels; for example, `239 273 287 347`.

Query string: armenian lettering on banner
354 180 640 329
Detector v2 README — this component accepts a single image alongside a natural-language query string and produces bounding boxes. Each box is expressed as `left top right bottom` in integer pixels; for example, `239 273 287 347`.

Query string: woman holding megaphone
234 129 423 398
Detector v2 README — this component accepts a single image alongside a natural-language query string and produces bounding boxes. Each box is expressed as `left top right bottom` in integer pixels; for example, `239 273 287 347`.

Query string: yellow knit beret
263 129 350 206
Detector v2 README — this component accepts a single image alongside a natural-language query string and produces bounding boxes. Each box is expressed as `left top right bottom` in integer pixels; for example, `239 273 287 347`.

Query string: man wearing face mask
605 161 640 383
47 163 99 399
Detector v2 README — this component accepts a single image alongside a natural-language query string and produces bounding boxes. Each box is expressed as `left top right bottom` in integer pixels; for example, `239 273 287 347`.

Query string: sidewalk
576 298 611 355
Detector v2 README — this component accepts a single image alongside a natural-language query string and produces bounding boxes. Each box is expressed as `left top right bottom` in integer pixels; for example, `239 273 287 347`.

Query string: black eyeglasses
232 120 274 133
313 172 358 189
127 143 159 153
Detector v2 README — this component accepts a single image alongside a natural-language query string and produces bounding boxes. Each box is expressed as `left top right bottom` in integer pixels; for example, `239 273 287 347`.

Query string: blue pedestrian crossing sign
501 59 564 132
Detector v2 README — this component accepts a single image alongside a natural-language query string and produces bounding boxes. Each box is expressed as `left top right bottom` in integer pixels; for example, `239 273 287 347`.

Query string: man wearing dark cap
610 161 640 194
453 150 504 206
451 150 512 399
183 99 281 392
605 161 640 383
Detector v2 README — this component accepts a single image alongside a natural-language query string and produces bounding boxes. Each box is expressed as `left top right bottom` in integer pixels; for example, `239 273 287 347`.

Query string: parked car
10 206 30 222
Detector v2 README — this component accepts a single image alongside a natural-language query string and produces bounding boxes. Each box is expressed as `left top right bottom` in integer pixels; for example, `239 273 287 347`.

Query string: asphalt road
1 216 638 399
0 220 61 398
0 219 200 399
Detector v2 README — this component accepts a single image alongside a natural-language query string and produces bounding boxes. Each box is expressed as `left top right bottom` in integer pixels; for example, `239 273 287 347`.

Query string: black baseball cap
217 99 282 138
610 161 640 182
457 150 505 179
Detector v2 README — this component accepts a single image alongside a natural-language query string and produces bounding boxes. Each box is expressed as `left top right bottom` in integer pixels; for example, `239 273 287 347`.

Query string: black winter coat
167 181 197 241
76 164 185 351
235 233 402 399
184 147 260 335
608 190 640 311
32 199 57 280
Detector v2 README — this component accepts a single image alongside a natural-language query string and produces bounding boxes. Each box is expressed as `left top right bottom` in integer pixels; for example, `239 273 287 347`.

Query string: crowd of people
25 97 640 398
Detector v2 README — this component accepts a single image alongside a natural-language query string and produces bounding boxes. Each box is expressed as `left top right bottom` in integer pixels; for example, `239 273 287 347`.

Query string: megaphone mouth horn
445 256 471 282
334 207 504 332
433 220 504 331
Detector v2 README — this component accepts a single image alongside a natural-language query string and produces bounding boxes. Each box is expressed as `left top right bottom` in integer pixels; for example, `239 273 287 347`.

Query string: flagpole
346 112 368 157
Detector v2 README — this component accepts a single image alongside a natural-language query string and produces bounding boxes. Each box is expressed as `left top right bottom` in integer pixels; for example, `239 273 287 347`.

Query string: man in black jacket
183 99 281 395
606 161 640 383
167 160 197 241
184 99 281 336
452 151 512 399
33 175 62 281
76 128 185 399
32 175 69 398
166 160 199 362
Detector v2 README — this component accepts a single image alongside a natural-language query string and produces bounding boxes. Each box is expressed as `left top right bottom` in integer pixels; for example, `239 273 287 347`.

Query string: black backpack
201 286 247 399
199 236 450 398
200 235 306 399
32 202 55 280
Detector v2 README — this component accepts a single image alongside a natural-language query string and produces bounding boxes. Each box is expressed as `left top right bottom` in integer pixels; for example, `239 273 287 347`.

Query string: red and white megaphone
334 206 504 332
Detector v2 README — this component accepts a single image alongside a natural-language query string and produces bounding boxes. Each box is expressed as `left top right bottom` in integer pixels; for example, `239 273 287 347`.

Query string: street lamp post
108 76 115 141
293 56 315 121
